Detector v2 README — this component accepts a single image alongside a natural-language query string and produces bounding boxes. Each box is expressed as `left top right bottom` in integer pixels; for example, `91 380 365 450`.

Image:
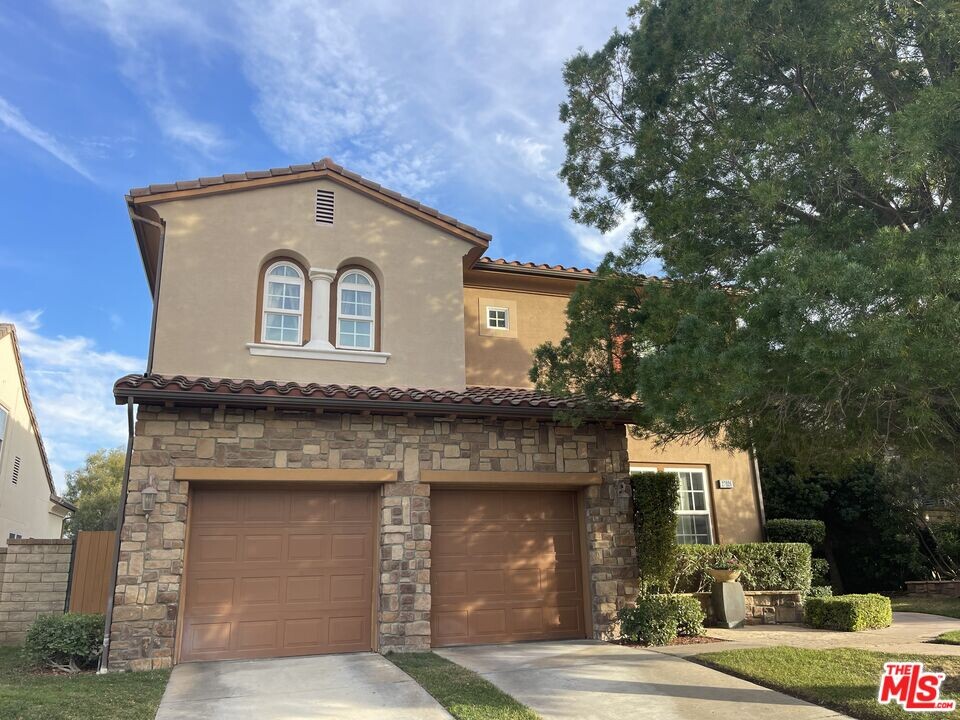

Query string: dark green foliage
535 0 960 475
804 594 892 632
765 520 825 551
931 519 960 566
631 472 679 590
811 558 831 587
671 595 706 637
807 586 834 599
619 594 706 645
762 459 932 591
24 614 104 672
671 543 811 593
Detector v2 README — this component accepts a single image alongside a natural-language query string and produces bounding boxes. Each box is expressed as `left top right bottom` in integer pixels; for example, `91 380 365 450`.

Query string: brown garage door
180 486 375 662
431 488 585 647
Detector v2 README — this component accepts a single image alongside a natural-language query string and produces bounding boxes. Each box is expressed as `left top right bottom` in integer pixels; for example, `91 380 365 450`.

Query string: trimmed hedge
24 613 104 671
804 594 892 631
618 594 705 645
765 518 826 548
671 543 812 593
631 472 679 590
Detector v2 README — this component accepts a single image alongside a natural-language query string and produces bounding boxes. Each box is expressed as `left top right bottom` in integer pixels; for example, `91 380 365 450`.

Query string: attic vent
11 456 20 485
315 189 334 225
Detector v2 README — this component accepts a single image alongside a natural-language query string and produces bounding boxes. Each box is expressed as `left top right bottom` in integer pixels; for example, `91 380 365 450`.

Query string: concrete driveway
438 640 849 720
154 652 451 720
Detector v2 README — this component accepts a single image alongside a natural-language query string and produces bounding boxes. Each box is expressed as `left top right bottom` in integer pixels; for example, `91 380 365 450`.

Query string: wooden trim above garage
173 467 398 483
421 470 602 487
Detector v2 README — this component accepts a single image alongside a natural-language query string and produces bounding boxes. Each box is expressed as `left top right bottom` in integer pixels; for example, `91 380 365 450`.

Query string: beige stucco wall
148 178 474 388
0 335 64 543
463 277 763 543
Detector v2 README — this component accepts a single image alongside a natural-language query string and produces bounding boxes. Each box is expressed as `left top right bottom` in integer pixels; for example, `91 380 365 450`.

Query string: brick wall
0 539 73 645
108 405 636 670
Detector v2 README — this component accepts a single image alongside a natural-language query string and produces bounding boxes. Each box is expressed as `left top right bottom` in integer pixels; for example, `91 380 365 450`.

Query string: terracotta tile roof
127 157 492 244
0 324 75 512
476 257 596 277
114 374 632 422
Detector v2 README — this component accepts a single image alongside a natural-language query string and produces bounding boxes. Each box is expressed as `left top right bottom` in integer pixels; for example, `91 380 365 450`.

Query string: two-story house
107 159 764 671
0 325 74 542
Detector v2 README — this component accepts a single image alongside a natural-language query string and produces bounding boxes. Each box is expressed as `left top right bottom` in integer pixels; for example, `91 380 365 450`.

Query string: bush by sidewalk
804 594 892 631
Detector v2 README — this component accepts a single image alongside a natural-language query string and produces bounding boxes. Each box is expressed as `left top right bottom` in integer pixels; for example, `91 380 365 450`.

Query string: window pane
339 319 372 348
676 514 710 544
0 407 6 438
341 289 371 317
267 281 301 311
269 264 300 278
265 313 299 343
345 271 372 286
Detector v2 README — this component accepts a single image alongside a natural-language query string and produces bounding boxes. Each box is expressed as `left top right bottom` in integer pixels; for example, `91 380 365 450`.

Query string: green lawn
936 631 960 646
890 596 960 619
388 652 540 720
0 647 170 720
693 647 960 720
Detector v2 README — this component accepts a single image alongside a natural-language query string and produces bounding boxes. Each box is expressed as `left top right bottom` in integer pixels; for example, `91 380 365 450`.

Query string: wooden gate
67 531 114 614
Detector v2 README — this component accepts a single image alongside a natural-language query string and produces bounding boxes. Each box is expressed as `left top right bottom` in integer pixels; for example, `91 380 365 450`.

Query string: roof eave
113 387 632 424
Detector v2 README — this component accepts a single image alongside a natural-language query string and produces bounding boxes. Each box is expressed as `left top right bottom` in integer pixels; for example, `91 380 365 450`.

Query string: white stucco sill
246 343 391 364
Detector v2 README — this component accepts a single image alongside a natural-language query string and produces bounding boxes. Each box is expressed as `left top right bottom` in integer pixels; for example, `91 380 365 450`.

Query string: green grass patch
935 630 960 646
389 651 540 720
693 647 960 720
890 596 960 619
0 646 170 720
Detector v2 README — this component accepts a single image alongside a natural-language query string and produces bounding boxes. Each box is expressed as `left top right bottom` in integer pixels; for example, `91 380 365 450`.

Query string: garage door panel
181 487 375 662
432 488 585 647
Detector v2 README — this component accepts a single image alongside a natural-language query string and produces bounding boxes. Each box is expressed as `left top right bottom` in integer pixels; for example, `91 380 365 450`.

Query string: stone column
306 267 338 349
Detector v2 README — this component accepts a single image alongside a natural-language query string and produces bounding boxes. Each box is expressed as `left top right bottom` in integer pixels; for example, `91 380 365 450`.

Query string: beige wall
464 274 763 543
148 178 474 388
0 335 64 543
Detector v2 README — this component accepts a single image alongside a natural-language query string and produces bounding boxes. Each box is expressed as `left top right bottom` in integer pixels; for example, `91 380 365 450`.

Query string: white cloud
0 96 94 181
0 311 142 492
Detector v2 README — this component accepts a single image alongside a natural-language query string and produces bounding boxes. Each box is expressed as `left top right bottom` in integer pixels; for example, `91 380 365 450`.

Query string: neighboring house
0 325 74 542
106 158 765 671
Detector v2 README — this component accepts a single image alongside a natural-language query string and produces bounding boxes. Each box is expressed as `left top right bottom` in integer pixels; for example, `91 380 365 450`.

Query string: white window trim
630 465 714 544
336 269 376 351
246 342 390 364
261 261 305 346
665 466 714 545
486 306 509 330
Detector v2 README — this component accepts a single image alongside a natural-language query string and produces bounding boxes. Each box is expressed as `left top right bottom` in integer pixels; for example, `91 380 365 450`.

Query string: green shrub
619 596 678 646
807 585 834 598
811 557 831 586
671 543 812 594
804 594 892 631
618 594 705 645
24 613 104 672
631 472 679 590
765 519 825 550
671 595 706 637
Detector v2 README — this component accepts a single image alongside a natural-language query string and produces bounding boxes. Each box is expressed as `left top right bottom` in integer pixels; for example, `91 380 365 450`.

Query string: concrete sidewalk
656 612 960 658
154 653 451 720
438 639 848 720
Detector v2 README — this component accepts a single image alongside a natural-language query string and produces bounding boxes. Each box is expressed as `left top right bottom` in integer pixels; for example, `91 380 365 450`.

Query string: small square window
487 307 508 329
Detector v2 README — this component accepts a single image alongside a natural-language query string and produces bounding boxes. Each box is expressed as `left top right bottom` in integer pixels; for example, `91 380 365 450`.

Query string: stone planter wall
108 405 636 671
905 580 960 598
687 589 804 625
0 539 73 645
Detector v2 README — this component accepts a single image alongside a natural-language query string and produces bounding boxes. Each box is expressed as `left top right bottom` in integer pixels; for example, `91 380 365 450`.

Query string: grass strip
692 646 960 720
389 651 541 720
0 646 170 720
890 596 960 620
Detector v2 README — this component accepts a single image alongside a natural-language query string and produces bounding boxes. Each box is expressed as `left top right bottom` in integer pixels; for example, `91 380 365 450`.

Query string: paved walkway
438 639 848 720
656 612 960 658
154 653 451 720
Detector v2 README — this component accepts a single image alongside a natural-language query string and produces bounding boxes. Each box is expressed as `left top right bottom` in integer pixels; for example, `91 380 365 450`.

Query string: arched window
336 268 376 350
261 261 305 345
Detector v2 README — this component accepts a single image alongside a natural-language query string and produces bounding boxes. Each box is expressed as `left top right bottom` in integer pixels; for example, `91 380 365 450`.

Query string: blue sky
0 0 636 489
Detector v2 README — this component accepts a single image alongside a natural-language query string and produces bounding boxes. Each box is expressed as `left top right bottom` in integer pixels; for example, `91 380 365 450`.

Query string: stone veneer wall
108 405 636 671
0 539 73 645
905 580 960 598
688 590 805 625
